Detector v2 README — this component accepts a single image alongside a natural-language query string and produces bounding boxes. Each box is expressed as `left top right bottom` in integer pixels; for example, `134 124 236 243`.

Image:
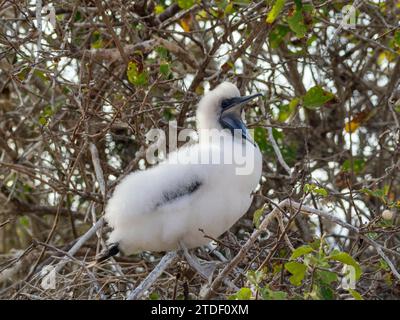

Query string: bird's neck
197 126 229 144
196 111 221 131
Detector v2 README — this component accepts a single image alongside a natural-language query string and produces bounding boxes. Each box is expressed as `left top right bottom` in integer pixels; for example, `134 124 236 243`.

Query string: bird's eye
221 99 232 109
221 97 238 109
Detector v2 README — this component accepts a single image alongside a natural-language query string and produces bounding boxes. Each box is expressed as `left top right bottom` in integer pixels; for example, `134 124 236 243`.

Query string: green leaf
38 105 53 126
280 143 297 166
135 73 147 85
159 63 170 77
127 61 148 86
74 11 82 22
294 0 303 10
288 9 307 38
277 98 298 122
328 251 362 280
394 31 400 47
306 34 318 47
302 86 335 109
62 86 71 94
309 238 321 250
266 0 286 24
314 188 328 197
271 127 283 140
42 105 53 117
19 216 30 228
91 31 103 49
23 184 33 193
290 245 314 260
156 46 169 60
341 158 365 174
163 108 175 121
154 5 165 14
149 292 160 300
303 183 327 196
379 259 390 271
39 116 47 126
317 270 338 285
269 25 290 49
254 127 268 153
285 261 307 286
253 206 265 228
230 287 252 300
360 187 384 199
224 2 234 15
272 263 283 274
348 288 363 300
260 286 287 300
384 272 393 286
288 97 299 110
177 0 195 9
246 270 265 286
303 183 314 193
34 70 48 82
17 67 30 81
318 282 335 300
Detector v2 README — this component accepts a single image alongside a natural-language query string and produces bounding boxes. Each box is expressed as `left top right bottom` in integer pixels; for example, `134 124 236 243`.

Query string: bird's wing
154 178 202 208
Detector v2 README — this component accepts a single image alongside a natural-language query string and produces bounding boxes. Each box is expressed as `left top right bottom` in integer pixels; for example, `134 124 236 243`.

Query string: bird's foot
179 241 218 281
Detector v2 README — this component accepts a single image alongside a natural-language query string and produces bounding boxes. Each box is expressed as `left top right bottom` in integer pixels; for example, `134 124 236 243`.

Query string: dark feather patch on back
155 180 202 208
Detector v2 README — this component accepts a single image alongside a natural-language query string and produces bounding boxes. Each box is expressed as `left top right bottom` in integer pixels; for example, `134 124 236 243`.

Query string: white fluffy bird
102 82 262 261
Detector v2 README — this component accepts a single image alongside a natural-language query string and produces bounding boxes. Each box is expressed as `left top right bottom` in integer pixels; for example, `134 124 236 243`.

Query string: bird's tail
95 243 120 263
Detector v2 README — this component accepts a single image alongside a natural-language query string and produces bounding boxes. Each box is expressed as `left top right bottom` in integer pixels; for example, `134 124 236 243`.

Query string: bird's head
196 82 262 143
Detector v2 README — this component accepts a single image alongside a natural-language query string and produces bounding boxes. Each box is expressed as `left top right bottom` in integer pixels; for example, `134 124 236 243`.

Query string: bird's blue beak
220 93 263 111
219 93 262 144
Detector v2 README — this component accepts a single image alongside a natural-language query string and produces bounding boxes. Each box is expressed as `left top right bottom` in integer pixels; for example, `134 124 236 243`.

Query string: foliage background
0 0 400 299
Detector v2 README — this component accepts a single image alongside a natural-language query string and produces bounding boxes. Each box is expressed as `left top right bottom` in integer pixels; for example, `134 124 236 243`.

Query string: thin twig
54 218 105 273
126 251 178 300
89 143 106 198
266 119 292 176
